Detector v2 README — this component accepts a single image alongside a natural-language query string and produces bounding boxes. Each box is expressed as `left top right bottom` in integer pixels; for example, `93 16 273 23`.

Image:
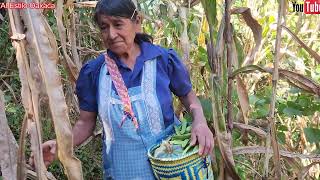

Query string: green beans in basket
147 121 214 180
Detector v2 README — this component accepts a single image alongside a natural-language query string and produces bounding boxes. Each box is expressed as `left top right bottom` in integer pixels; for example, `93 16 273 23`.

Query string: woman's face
97 14 141 55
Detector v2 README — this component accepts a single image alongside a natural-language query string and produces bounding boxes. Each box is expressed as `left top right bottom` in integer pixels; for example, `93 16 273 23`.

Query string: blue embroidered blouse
75 42 192 127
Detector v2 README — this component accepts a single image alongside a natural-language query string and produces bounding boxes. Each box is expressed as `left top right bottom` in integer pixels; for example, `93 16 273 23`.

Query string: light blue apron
98 58 176 180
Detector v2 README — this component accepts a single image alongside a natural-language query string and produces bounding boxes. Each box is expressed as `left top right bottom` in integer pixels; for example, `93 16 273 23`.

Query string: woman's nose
108 27 117 39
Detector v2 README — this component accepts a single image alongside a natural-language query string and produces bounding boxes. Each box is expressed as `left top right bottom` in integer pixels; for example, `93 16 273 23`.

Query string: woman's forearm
72 110 97 147
179 90 207 124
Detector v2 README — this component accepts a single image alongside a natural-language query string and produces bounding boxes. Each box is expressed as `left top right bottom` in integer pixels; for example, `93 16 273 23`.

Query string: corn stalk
18 0 84 178
56 0 80 85
201 0 240 179
6 0 84 178
7 0 47 178
264 0 285 178
178 6 191 70
225 0 233 132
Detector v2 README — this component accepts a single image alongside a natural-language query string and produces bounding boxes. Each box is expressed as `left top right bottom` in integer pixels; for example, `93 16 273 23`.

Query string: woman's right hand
28 110 97 168
29 139 57 168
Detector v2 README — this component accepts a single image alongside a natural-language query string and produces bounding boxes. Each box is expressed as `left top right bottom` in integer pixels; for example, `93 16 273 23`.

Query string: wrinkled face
97 14 141 55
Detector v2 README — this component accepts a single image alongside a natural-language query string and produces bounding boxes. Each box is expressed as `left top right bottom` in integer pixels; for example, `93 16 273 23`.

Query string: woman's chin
108 45 126 54
109 48 125 55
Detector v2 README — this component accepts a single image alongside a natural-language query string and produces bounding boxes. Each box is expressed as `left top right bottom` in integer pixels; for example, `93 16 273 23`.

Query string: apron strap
104 53 139 129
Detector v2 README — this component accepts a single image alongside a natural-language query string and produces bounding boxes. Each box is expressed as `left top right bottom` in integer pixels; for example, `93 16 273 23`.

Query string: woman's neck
118 43 141 70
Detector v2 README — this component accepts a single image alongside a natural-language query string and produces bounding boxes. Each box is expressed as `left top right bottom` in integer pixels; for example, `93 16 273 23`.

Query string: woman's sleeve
75 63 98 112
167 49 192 97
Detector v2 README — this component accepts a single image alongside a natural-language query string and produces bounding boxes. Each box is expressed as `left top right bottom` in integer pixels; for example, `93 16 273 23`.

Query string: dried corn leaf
225 0 234 134
18 0 83 179
233 146 320 161
232 65 320 96
265 68 320 96
211 76 240 180
29 121 47 180
27 54 47 180
69 10 81 69
7 2 46 179
65 0 74 7
0 90 18 180
1 80 18 103
232 38 250 125
26 168 57 180
233 122 267 138
27 169 57 180
282 25 320 64
231 7 262 66
215 20 225 82
231 64 266 78
298 162 320 180
281 70 320 95
236 77 250 124
74 1 97 8
1 90 56 180
181 0 200 7
179 7 190 70
216 132 241 180
56 0 79 83
282 157 302 176
17 115 28 180
12 35 28 180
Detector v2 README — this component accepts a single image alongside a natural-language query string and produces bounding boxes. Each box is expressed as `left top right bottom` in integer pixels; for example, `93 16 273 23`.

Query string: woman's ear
135 13 143 25
134 14 143 32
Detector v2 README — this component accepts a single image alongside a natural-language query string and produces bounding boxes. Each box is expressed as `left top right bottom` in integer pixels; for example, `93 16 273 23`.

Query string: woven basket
147 143 214 180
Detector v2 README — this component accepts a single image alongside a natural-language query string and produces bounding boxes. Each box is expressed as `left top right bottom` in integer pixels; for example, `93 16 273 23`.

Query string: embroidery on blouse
142 59 164 135
98 63 114 153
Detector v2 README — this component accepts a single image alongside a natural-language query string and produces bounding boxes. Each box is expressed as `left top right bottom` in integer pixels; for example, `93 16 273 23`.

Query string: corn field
0 0 320 179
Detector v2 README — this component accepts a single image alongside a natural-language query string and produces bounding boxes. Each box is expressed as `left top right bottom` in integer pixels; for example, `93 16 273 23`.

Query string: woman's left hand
190 121 214 156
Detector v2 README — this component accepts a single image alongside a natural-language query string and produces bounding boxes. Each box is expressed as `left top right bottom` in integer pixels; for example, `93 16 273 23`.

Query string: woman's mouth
111 41 123 46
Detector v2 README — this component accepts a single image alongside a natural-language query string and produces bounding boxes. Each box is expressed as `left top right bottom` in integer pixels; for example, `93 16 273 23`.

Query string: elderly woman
38 0 214 179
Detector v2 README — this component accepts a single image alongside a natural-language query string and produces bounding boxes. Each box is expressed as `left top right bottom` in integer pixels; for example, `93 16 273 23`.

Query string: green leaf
288 87 301 94
255 98 267 106
234 36 244 66
200 0 216 45
199 97 213 122
232 130 241 142
255 105 269 118
249 95 259 105
180 121 187 134
298 97 310 108
268 15 276 24
174 125 181 135
182 113 193 122
277 132 286 145
277 103 286 114
278 125 288 131
287 101 302 111
282 107 302 117
304 128 320 143
6 106 17 113
159 4 167 16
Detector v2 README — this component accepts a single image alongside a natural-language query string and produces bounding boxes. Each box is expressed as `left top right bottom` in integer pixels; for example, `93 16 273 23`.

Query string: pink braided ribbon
104 53 139 129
